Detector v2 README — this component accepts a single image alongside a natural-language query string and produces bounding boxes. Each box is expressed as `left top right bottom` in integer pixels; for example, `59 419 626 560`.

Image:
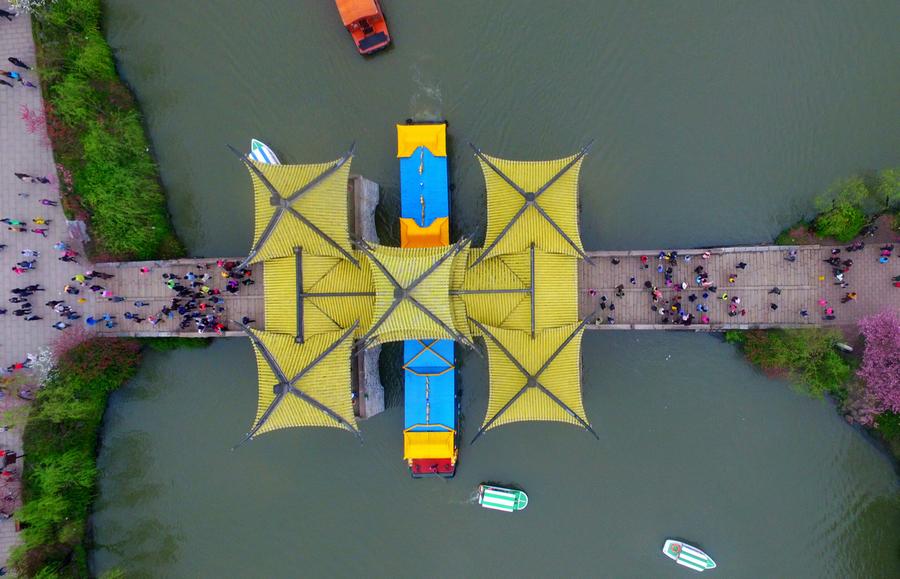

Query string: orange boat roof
335 0 379 26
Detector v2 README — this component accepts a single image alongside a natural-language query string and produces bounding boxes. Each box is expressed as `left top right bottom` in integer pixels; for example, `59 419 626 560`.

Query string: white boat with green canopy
477 484 528 512
662 539 717 572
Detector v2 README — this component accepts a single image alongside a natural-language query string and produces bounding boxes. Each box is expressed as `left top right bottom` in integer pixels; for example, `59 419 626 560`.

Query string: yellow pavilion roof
451 247 579 336
471 144 591 267
235 146 357 266
358 241 472 347
471 321 595 441
263 251 374 339
240 326 359 442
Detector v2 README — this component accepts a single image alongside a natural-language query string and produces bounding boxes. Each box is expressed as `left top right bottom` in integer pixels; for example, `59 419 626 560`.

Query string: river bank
30 0 183 261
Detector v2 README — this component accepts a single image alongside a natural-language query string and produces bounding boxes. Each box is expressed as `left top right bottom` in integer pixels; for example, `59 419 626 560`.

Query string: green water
92 1 900 577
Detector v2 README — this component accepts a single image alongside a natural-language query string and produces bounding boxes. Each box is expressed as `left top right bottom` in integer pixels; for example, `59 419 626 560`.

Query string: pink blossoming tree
854 310 900 424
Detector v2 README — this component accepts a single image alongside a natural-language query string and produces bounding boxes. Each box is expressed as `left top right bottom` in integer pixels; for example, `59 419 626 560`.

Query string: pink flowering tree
854 310 900 424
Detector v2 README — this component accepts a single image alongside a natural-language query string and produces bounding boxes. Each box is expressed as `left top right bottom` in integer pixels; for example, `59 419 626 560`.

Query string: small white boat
477 484 528 513
662 539 716 572
249 138 280 165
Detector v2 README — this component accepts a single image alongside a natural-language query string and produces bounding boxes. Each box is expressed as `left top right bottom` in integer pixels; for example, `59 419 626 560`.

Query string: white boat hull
662 539 716 572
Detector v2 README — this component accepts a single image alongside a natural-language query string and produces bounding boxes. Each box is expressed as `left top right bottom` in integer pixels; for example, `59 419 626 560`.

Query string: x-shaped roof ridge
229 144 359 269
468 141 594 269
469 317 598 443
356 237 474 350
233 321 361 447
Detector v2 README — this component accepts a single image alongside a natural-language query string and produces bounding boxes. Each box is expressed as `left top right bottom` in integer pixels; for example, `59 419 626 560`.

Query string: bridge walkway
578 244 898 330
91 258 264 337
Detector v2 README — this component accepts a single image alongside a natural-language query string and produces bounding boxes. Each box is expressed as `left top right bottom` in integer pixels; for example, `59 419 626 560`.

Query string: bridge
90 242 896 338
74 141 897 438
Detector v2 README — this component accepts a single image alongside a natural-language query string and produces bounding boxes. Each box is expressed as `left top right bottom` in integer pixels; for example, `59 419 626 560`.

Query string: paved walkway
580 243 899 329
0 7 83 565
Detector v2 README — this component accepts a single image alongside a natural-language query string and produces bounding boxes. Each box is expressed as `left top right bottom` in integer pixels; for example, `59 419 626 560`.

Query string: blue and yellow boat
397 121 458 477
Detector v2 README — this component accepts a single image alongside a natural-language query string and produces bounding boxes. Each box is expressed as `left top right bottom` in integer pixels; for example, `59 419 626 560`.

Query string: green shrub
11 339 142 578
742 329 851 397
33 0 184 261
813 201 867 242
50 74 95 126
36 0 101 33
875 412 900 441
876 168 900 210
73 31 116 80
723 329 746 344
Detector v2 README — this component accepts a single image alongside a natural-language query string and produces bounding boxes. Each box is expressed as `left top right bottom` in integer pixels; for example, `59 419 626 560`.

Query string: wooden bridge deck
579 244 899 330
91 258 264 337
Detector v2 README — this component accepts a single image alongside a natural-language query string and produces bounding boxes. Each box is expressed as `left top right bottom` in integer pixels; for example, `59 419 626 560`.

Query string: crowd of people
588 243 897 326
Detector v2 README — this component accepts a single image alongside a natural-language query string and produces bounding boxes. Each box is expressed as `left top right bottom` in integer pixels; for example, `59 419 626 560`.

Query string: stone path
0 5 87 566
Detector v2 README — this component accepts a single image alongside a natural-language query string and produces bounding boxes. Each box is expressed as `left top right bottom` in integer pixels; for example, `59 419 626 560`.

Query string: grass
30 0 184 261
9 339 142 577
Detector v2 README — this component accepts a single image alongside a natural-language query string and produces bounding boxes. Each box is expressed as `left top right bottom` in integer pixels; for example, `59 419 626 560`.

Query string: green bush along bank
776 169 900 245
724 328 852 399
31 0 183 261
10 339 142 577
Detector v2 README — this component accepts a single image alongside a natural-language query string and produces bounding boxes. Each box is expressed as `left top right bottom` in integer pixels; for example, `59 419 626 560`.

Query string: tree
876 167 900 210
814 200 867 242
855 310 900 424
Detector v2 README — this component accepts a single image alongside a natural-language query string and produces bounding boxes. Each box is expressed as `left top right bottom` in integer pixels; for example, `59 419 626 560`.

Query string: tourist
39 198 57 206
7 57 30 70
23 315 41 321
770 303 778 310
840 292 858 303
800 309 809 317
0 8 16 21
736 262 747 269
31 228 48 237
768 286 781 295
51 322 70 330
784 249 797 262
0 79 11 88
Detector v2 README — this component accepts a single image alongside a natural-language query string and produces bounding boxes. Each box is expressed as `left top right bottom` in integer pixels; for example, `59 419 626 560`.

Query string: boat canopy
232 145 356 267
336 0 379 26
396 124 447 158
403 429 455 460
470 144 592 267
238 326 359 443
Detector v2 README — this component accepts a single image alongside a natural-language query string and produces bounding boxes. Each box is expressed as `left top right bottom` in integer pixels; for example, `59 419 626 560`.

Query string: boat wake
408 62 443 121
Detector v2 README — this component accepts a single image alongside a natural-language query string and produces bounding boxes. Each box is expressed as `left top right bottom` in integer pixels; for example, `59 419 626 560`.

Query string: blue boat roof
404 339 455 430
399 147 449 227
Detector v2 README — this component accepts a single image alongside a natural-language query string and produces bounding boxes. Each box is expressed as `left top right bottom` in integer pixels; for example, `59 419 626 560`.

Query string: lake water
91 1 900 577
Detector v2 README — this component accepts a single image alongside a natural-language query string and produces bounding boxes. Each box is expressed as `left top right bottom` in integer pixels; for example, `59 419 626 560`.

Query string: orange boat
335 0 391 55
